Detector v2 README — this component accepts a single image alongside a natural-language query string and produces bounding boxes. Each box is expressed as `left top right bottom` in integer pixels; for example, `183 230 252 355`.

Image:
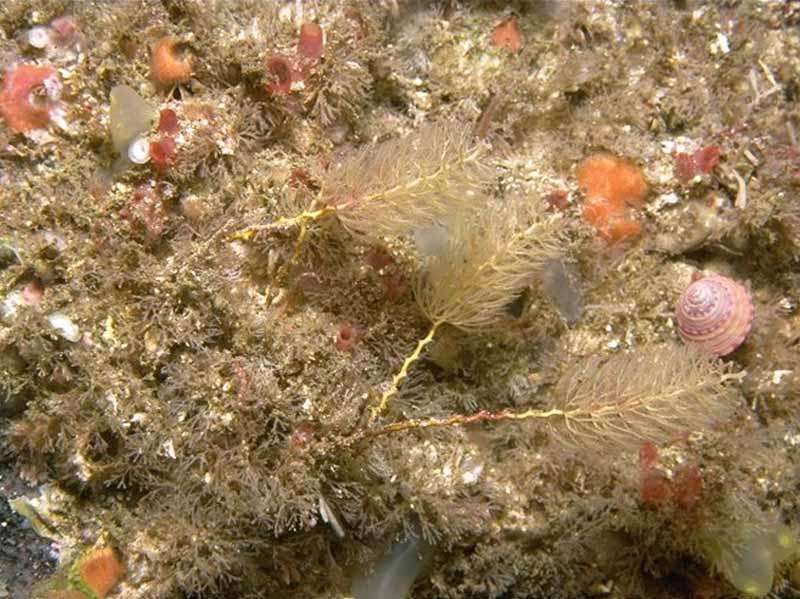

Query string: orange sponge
581 195 626 228
582 196 642 243
577 154 648 208
577 154 648 244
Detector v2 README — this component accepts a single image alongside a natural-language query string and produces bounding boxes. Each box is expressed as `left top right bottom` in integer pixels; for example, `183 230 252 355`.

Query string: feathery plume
543 344 740 452
233 122 490 242
370 201 564 422
362 345 741 455
323 122 490 237
413 205 564 332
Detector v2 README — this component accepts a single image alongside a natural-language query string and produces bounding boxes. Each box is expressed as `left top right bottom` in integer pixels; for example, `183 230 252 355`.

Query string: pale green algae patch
707 523 798 597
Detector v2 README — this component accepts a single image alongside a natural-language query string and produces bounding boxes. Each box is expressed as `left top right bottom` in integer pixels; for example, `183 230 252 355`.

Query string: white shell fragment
459 454 484 485
47 312 81 342
162 439 177 459
1 291 25 320
127 136 151 164
318 494 345 538
27 26 51 49
43 74 63 100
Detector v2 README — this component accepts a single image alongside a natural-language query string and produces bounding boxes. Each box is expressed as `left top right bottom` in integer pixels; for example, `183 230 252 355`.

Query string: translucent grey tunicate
539 259 583 325
351 534 434 599
110 85 156 155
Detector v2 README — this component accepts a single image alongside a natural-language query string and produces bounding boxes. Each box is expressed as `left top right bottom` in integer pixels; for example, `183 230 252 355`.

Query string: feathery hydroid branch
370 203 565 421
232 122 490 242
543 344 740 451
325 122 490 238
414 211 564 332
361 345 740 453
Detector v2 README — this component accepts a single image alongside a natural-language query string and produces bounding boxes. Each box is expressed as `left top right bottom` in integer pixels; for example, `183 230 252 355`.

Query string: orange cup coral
577 154 648 243
491 18 523 53
298 23 324 61
0 64 60 133
76 546 125 598
150 36 193 89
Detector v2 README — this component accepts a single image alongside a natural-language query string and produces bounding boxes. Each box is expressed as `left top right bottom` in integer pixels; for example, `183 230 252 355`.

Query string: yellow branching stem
266 221 311 294
366 203 564 424
369 321 441 424
358 407 567 442
230 205 332 242
352 345 740 455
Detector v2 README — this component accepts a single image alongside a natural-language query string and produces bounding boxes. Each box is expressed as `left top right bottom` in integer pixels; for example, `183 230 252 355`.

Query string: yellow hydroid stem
363 407 570 439
229 206 333 242
369 321 442 424
271 220 310 288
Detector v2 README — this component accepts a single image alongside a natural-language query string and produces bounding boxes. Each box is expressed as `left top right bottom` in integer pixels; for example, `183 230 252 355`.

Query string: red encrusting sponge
0 64 60 133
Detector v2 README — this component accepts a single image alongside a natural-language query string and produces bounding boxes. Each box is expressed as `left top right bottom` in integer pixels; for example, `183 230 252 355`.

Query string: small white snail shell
127 136 151 164
27 26 51 49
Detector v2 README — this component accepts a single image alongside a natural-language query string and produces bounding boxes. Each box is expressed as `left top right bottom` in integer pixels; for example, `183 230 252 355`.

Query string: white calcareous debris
161 439 177 459
777 297 796 315
47 312 81 342
42 73 62 99
784 431 800 446
710 32 730 55
772 370 792 385
460 454 484 485
0 291 25 320
215 137 236 156
27 26 51 49
655 192 681 209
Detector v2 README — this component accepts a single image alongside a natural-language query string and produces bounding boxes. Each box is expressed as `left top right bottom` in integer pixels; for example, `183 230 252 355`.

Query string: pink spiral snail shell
675 273 754 357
